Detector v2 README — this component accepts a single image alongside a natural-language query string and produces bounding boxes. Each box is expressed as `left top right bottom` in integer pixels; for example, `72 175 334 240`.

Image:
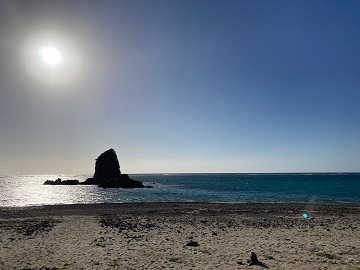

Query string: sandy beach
0 203 359 270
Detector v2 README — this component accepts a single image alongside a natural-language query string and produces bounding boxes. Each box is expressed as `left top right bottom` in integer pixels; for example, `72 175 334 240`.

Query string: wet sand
0 203 359 269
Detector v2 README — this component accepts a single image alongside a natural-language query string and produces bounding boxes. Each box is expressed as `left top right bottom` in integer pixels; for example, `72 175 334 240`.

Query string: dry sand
0 203 359 270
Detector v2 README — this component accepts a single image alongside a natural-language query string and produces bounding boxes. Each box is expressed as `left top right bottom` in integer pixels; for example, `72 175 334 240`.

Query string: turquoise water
0 173 359 207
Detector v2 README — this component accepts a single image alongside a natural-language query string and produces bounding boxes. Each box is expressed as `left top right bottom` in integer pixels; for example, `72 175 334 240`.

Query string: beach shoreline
1 201 360 217
1 203 359 269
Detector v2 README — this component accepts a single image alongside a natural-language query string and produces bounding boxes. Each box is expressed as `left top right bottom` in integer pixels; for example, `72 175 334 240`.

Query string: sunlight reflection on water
1 175 97 206
0 175 163 206
1 174 359 207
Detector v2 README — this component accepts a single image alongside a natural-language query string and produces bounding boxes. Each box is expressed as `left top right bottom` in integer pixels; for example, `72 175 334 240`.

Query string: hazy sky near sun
1 0 360 174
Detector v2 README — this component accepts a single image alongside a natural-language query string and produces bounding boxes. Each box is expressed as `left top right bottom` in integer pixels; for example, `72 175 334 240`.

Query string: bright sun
39 47 62 65
23 32 82 86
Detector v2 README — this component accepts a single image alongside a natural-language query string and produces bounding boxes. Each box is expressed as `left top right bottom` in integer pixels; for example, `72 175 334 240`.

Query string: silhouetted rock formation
97 174 144 188
84 149 145 188
43 149 147 188
95 148 122 179
44 178 79 185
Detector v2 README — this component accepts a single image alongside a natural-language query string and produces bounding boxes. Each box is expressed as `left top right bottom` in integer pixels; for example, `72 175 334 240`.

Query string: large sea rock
44 149 145 188
83 149 145 188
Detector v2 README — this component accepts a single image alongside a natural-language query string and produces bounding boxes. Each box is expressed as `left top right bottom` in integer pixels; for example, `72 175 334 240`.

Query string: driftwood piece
248 252 260 266
247 252 270 268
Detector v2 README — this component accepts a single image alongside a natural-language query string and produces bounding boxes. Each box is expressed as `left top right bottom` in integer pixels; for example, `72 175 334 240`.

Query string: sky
1 0 360 174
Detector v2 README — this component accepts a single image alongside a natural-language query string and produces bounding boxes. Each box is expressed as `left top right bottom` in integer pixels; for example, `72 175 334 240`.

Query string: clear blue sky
1 0 360 174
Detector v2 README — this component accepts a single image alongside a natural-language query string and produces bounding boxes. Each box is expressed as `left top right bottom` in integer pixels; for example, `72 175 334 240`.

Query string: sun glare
23 32 82 86
39 47 62 65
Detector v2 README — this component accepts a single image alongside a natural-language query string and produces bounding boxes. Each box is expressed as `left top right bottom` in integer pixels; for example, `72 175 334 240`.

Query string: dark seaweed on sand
0 219 57 236
99 215 157 232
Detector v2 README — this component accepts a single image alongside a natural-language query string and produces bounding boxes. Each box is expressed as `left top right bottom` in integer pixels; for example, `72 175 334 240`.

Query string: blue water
0 173 359 207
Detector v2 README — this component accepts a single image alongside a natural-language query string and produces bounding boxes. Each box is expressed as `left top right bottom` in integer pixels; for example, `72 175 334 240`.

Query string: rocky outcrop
43 149 147 188
97 175 144 188
44 178 79 185
84 149 145 188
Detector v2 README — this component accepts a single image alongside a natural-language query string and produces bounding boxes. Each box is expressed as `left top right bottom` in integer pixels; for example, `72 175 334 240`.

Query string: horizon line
2 171 360 176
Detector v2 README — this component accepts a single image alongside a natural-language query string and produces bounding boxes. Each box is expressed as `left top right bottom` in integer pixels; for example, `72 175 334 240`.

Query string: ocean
0 173 359 207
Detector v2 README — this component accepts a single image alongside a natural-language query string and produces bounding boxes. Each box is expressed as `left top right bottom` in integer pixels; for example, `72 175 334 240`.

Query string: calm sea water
0 173 359 207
